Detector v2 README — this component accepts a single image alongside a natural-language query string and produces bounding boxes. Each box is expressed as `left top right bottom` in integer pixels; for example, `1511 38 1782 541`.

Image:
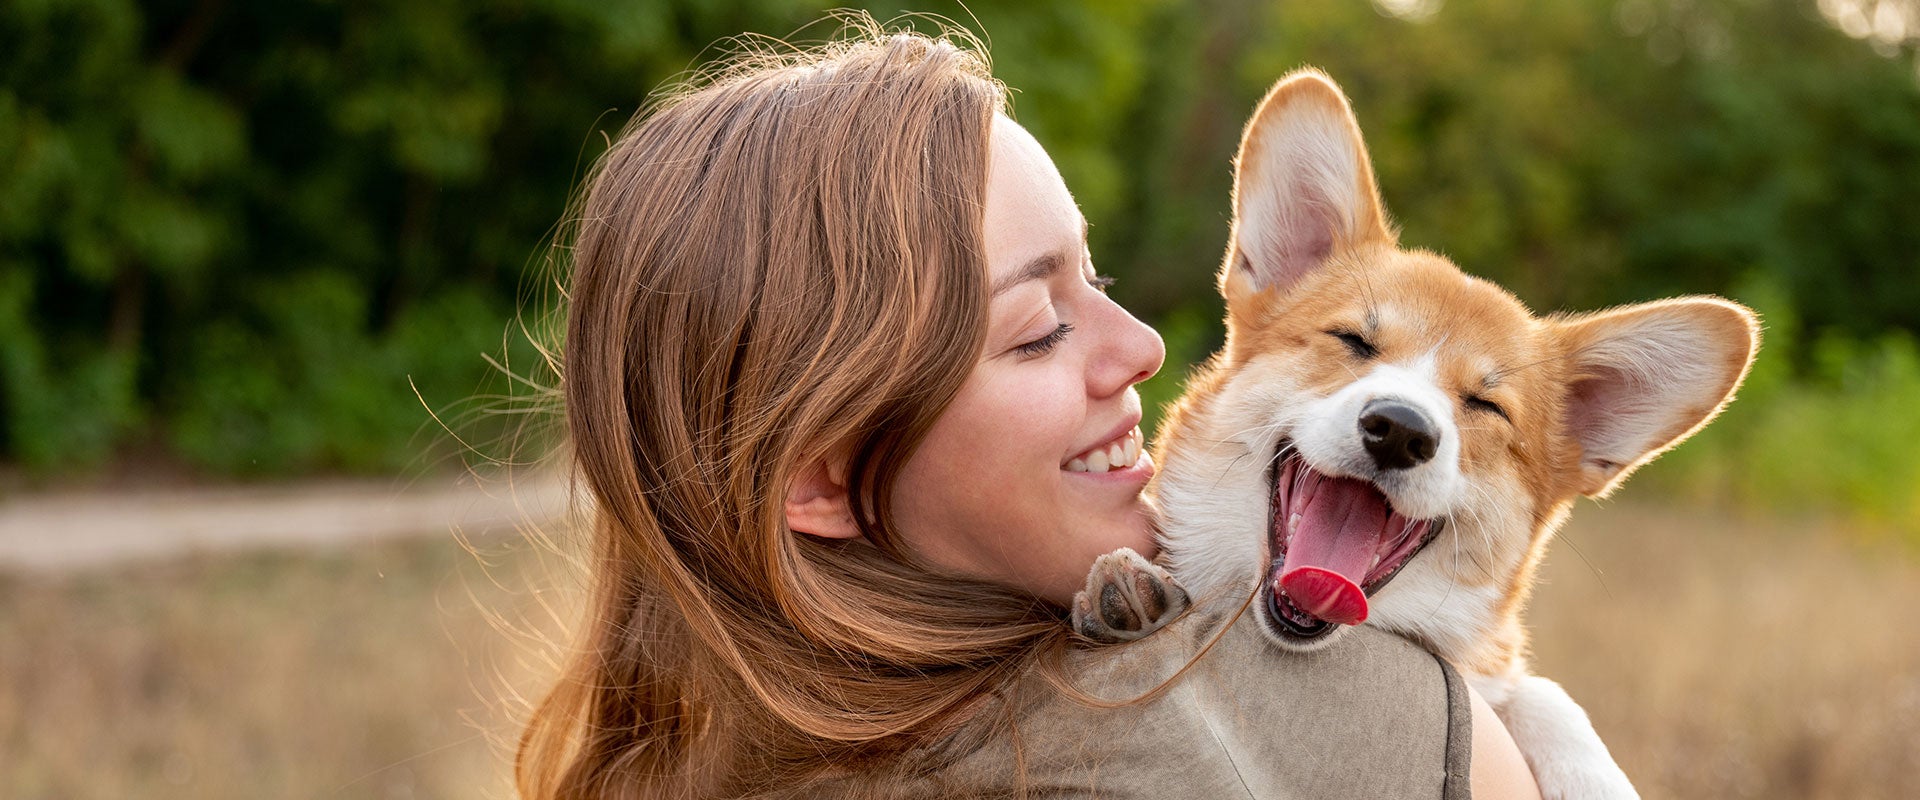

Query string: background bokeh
3 1 1917 798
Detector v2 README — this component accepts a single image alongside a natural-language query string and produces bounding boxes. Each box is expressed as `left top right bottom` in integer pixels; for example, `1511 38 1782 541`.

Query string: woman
519 23 1539 799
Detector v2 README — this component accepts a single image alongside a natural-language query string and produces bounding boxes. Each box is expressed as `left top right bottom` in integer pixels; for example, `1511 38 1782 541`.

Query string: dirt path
0 472 571 572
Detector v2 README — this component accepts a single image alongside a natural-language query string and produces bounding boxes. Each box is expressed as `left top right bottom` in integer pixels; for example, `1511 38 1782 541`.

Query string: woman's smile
1063 422 1144 473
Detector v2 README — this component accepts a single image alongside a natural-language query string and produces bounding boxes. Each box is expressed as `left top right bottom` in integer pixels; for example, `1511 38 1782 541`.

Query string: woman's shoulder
906 597 1471 799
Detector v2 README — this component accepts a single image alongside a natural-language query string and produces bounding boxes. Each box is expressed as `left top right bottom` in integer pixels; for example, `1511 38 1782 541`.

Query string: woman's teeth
1066 428 1144 473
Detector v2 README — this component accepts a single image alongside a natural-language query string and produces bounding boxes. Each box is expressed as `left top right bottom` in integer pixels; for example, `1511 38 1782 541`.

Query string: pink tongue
1276 473 1392 626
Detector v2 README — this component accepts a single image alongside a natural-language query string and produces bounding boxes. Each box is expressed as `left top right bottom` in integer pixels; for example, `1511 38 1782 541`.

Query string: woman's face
890 115 1166 605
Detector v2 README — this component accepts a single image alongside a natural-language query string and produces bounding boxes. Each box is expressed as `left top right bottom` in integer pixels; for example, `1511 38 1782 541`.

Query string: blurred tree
0 0 843 473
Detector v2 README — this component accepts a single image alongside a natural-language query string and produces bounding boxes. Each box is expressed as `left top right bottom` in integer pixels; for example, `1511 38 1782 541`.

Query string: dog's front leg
1470 667 1639 800
1070 547 1191 642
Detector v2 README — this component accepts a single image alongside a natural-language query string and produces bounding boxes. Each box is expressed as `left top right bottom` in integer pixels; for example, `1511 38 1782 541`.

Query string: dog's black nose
1359 400 1438 471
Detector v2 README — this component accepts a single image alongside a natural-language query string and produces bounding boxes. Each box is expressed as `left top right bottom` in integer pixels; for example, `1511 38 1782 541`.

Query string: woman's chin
1076 504 1161 564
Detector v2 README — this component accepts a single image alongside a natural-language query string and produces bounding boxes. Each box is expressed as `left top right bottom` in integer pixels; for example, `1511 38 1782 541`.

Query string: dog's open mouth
1261 447 1444 641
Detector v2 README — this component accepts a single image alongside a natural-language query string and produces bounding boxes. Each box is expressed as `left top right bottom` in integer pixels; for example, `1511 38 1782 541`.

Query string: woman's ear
785 451 861 540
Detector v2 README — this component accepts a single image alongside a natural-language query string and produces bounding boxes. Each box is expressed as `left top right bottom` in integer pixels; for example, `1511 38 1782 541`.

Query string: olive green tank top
838 598 1471 799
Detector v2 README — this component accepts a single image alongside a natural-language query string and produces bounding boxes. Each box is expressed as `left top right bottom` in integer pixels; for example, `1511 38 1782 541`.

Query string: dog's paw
1070 547 1190 643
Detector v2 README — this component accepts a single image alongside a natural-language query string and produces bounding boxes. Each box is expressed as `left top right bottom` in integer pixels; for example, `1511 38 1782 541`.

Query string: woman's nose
1090 300 1166 397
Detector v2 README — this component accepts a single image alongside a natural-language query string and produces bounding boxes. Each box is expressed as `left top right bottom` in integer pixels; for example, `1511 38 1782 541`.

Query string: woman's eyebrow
991 253 1063 298
989 216 1089 298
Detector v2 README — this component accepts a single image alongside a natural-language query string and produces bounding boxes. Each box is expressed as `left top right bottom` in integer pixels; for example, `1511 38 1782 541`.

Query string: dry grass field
1 501 1915 799
1528 504 1920 799
0 531 568 800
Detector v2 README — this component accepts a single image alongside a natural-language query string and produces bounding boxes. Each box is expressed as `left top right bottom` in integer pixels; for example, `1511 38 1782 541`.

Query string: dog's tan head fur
1152 70 1759 672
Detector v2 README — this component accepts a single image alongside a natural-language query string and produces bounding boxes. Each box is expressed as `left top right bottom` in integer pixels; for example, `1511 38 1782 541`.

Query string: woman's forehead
984 114 1083 282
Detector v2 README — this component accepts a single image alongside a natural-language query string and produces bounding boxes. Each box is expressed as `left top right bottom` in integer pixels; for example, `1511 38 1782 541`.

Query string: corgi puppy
1072 69 1758 800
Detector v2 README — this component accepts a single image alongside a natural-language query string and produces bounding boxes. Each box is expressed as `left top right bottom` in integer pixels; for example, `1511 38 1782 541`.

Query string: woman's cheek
1018 386 1086 472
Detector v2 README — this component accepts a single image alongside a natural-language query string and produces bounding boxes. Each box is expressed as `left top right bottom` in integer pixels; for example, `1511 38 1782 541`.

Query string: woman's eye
1329 330 1378 359
1087 273 1116 293
1015 322 1074 357
1464 395 1509 421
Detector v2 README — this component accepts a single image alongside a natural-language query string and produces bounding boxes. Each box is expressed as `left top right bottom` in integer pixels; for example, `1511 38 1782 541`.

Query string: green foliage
165 273 503 473
0 0 845 475
0 268 141 467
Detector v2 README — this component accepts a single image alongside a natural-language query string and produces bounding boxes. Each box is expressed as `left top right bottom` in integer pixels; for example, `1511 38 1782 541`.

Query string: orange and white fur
1071 70 1758 799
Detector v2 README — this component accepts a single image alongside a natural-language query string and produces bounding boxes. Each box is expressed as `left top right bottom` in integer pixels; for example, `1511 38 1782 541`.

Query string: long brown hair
517 22 1072 799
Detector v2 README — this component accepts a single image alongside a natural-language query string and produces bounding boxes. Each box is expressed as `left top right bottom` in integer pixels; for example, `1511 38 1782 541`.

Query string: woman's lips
1064 426 1144 473
1064 448 1155 490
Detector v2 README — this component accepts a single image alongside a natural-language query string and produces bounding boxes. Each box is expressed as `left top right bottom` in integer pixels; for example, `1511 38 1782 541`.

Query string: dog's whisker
1496 350 1577 377
1210 451 1257 492
1206 417 1293 456
1268 442 1300 473
1446 482 1498 580
1559 530 1611 601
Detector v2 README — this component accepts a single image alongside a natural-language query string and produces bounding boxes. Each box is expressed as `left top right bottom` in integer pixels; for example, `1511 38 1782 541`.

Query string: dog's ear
1223 68 1394 312
1551 297 1760 497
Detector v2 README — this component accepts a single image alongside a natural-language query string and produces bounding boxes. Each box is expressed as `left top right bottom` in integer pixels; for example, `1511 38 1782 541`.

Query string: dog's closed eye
1329 330 1378 359
1463 394 1509 421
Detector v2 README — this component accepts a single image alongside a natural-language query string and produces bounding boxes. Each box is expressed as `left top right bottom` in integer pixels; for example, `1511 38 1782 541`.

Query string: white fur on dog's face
1289 351 1466 520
